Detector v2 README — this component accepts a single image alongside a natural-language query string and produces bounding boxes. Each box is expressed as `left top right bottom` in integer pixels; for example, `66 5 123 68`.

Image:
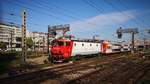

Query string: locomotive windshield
52 40 70 46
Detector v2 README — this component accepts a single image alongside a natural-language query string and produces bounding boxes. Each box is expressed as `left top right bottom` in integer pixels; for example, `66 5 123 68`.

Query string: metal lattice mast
21 9 27 65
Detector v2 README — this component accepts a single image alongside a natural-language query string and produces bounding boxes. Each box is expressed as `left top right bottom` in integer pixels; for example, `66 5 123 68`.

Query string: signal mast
116 27 139 54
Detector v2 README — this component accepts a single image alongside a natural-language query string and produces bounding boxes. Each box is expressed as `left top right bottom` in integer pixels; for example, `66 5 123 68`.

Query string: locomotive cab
51 39 73 61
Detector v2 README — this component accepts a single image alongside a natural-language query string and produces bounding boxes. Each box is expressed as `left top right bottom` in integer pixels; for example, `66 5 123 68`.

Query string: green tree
0 41 7 50
26 38 33 49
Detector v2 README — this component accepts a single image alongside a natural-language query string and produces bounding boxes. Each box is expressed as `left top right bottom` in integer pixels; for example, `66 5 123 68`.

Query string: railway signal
116 27 139 54
48 24 70 37
47 24 70 60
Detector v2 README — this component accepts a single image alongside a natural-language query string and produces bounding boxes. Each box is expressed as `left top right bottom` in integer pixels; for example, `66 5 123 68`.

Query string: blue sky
0 0 150 41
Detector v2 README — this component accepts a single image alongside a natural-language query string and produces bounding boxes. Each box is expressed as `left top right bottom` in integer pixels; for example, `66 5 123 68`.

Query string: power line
30 0 80 21
82 0 104 13
5 0 68 22
1 20 48 33
2 17 47 29
88 0 127 27
103 0 142 27
1 11 22 18
2 10 50 27
82 0 126 27
15 0 95 26
118 0 150 28
5 0 99 28
40 0 86 19
0 20 21 27
28 0 99 26
1 11 50 31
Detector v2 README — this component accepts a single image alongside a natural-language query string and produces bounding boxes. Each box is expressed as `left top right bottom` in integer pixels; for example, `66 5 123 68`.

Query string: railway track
1 51 149 84
67 53 150 84
28 56 125 83
0 53 127 84
67 58 131 84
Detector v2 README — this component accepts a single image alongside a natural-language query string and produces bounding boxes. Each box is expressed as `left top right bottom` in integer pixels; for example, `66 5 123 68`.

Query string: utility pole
93 35 99 41
21 9 27 65
131 32 135 54
117 27 138 54
9 22 14 51
43 37 45 53
47 32 49 56
38 40 40 52
143 38 146 50
10 29 13 51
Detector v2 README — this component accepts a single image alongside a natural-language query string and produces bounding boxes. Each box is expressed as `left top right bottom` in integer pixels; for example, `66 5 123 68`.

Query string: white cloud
70 10 136 32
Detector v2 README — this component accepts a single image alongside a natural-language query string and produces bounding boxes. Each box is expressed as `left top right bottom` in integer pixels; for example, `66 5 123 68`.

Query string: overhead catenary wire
103 0 143 28
103 0 150 39
1 20 47 33
1 17 47 31
82 0 126 27
4 0 101 30
118 0 150 28
27 0 99 26
1 12 50 31
1 11 22 18
5 0 68 22
32 0 81 20
39 0 104 26
82 0 150 41
2 0 71 31
40 0 87 19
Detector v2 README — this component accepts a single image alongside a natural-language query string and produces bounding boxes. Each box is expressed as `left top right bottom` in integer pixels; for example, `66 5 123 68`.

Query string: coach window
82 44 84 46
108 46 111 49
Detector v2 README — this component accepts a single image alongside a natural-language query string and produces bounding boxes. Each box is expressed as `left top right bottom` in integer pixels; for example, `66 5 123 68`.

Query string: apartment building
0 23 22 51
27 31 47 52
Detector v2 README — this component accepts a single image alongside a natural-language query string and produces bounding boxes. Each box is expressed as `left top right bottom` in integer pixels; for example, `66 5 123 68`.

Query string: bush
0 51 20 74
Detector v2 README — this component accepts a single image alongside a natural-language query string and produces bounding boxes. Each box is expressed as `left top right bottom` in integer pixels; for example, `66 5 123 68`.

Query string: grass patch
0 51 20 74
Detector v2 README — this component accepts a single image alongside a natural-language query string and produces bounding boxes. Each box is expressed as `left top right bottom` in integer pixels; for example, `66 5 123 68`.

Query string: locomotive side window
66 42 70 46
58 41 70 46
58 41 64 46
51 40 58 46
52 41 67 46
